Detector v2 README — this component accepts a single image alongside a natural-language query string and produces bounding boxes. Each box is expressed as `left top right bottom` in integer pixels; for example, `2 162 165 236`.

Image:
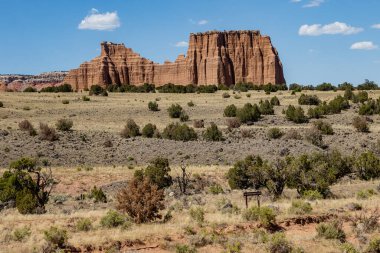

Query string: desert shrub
353 152 380 180
358 79 378 90
356 189 377 200
0 101 3 107
353 116 369 133
227 157 256 189
175 244 197 253
187 101 195 107
209 183 224 194
284 129 302 140
242 206 276 228
168 104 183 118
89 186 107 203
328 95 350 113
100 210 127 228
148 101 159 111
142 123 159 138
189 207 205 225
12 226 31 242
23 86 37 92
16 191 38 214
180 111 190 122
267 128 283 139
298 94 321 105
117 178 165 223
76 218 92 232
288 200 312 215
316 221 346 242
193 120 204 128
222 92 231 98
82 95 90 101
236 103 261 123
313 120 334 135
340 243 359 253
44 226 68 249
302 190 323 200
121 119 140 138
162 123 197 141
259 100 274 115
41 83 72 93
141 157 172 189
365 238 380 253
267 233 294 253
89 85 106 96
307 107 324 119
270 96 280 106
316 82 335 91
56 118 73 131
203 123 224 141
344 88 354 100
226 118 241 129
39 123 58 141
224 104 237 117
285 105 308 123
241 129 253 138
354 91 370 103
304 128 325 148
62 99 69 104
359 99 380 115
19 119 37 136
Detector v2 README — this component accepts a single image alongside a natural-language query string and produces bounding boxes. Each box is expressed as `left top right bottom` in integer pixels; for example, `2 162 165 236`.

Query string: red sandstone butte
64 30 286 90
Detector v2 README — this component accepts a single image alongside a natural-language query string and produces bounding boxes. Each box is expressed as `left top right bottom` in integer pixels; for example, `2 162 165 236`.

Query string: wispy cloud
371 24 380 29
350 41 378 50
303 0 324 8
78 9 120 31
189 19 209 25
290 0 302 2
299 22 363 36
175 41 189 47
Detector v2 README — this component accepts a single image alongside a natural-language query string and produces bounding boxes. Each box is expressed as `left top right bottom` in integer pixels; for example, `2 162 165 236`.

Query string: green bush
259 100 274 115
302 190 323 201
356 189 377 200
227 156 257 189
16 191 39 214
168 104 183 118
288 200 312 215
89 186 107 203
56 118 73 131
100 210 127 228
12 226 31 242
224 104 237 117
298 94 321 105
162 123 197 141
344 88 354 100
62 99 69 104
189 207 205 225
313 120 334 135
316 82 335 91
175 244 197 253
267 128 283 139
180 111 190 122
353 152 380 180
187 101 195 107
148 101 159 111
285 105 308 123
142 123 159 138
18 119 37 136
365 238 380 253
203 123 224 141
304 128 325 148
316 221 346 242
89 85 107 96
142 157 173 189
236 103 261 123
242 206 276 228
23 86 37 92
121 119 140 138
222 92 231 98
0 101 3 107
82 96 90 101
41 83 72 93
76 218 92 232
355 91 370 103
340 243 359 253
353 116 369 133
359 100 380 115
267 233 294 253
44 226 68 249
270 96 280 106
226 118 241 129
209 183 224 194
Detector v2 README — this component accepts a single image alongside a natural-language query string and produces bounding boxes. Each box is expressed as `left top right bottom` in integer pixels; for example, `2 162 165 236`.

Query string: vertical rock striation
64 30 285 90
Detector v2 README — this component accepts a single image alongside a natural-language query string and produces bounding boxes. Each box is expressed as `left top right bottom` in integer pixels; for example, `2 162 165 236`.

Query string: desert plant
141 157 173 189
222 92 231 98
316 220 346 242
39 123 58 141
89 186 107 203
56 118 73 131
340 243 359 253
288 200 312 215
44 226 68 249
313 120 334 135
175 244 197 253
148 101 159 111
285 105 308 123
76 218 92 232
180 111 190 122
353 116 369 133
0 101 3 107
224 104 237 117
356 189 377 200
12 226 31 242
267 128 283 139
284 129 302 140
365 238 380 253
62 99 69 104
353 152 380 180
236 103 261 123
168 104 183 118
162 123 197 141
117 178 165 223
203 123 224 141
142 123 159 138
121 119 140 138
267 233 294 253
193 119 204 128
298 94 321 105
259 100 274 115
209 183 224 195
18 119 37 136
82 95 90 101
302 190 323 200
226 118 241 129
100 210 127 228
242 206 276 228
23 86 37 92
189 207 205 225
270 96 280 106
187 101 195 107
304 128 325 148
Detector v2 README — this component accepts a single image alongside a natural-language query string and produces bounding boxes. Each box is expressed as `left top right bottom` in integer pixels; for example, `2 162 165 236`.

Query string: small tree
56 119 73 131
148 101 159 111
353 116 369 133
203 123 224 141
224 104 237 117
168 104 183 118
121 119 140 138
143 157 173 189
116 178 165 223
39 123 58 141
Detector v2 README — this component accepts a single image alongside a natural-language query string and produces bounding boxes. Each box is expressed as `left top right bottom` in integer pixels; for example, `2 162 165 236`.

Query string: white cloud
350 41 378 50
299 22 363 36
78 9 120 31
371 24 380 29
303 0 324 8
175 41 189 47
291 0 302 2
198 20 208 25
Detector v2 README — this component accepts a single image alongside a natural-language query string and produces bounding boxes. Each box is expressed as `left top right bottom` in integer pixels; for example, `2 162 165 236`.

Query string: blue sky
0 0 379 85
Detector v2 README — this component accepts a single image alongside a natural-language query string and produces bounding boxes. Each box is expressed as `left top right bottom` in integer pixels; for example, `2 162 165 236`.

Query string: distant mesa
64 30 286 91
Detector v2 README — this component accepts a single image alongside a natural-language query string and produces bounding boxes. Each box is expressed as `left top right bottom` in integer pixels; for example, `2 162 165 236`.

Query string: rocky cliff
64 30 285 90
0 72 67 91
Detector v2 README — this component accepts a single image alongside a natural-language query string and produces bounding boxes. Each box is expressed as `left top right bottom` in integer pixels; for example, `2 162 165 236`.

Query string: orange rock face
64 30 285 90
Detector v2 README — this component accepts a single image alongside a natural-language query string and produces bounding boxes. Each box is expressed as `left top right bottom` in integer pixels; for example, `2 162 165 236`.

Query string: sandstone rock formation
0 72 67 91
64 30 285 90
